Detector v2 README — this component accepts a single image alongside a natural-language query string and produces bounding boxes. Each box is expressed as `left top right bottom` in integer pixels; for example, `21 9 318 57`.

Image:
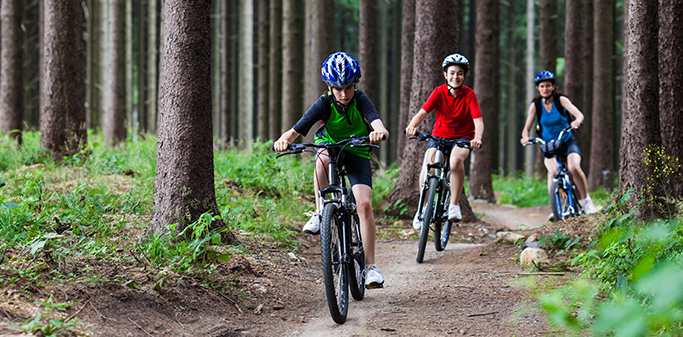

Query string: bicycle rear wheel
321 203 349 324
347 204 365 300
417 177 438 263
550 180 569 222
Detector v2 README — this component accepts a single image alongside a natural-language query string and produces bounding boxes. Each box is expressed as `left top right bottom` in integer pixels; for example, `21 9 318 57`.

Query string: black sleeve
292 95 330 136
354 91 381 124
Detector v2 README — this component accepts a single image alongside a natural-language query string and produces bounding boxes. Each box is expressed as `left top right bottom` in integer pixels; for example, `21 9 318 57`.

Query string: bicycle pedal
365 282 384 289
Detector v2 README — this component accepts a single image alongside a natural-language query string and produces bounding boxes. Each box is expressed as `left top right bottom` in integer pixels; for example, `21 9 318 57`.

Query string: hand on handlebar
405 126 417 137
369 131 387 144
470 138 482 150
273 139 290 152
520 136 529 145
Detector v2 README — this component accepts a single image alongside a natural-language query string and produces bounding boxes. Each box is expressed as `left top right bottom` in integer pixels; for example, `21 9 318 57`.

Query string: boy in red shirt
405 53 484 229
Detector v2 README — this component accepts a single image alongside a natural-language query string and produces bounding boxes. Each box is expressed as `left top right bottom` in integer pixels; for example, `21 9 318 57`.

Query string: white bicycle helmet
442 53 470 73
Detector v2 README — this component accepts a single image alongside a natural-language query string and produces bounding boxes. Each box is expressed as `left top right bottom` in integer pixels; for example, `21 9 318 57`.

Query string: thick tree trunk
104 0 127 145
470 0 497 203
238 0 254 150
386 0 462 212
359 0 378 104
538 0 557 73
23 0 40 129
580 0 594 174
41 0 87 160
588 0 614 191
619 0 661 218
396 0 415 166
268 0 282 140
257 0 269 141
281 0 303 132
150 0 232 242
658 0 683 201
0 0 23 143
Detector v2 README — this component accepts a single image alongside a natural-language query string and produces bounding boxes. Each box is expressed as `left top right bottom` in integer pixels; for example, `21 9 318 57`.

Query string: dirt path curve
277 206 549 337
469 200 551 230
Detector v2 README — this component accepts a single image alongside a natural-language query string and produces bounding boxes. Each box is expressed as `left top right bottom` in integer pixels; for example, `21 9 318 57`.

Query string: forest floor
0 199 600 337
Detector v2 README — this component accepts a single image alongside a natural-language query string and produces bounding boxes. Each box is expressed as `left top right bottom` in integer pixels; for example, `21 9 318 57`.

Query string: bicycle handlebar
404 129 472 149
522 125 576 147
274 134 385 159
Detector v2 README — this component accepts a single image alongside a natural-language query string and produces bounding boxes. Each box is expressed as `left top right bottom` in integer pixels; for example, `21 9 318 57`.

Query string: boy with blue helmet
274 52 389 288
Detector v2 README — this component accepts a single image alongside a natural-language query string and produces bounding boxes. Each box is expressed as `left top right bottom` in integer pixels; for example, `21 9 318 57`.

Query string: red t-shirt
421 84 482 139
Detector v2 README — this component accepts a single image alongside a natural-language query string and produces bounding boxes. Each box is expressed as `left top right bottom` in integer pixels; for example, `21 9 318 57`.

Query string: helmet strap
447 83 461 95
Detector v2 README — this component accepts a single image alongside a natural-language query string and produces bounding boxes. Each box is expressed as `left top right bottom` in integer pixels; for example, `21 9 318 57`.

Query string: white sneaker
412 211 421 230
583 199 597 215
302 213 320 235
365 265 384 289
448 204 462 221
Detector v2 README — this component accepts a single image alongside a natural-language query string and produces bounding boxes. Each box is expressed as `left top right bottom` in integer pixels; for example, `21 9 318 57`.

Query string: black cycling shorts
316 150 372 188
427 136 472 154
562 135 581 157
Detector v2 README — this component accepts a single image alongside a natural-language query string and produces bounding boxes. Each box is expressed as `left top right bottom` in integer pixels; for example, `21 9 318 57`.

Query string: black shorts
317 150 372 188
561 135 581 157
427 137 472 154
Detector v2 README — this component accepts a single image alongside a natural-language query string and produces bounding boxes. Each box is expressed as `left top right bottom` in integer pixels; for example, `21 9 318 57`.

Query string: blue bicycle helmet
442 53 470 73
321 52 362 88
534 70 556 85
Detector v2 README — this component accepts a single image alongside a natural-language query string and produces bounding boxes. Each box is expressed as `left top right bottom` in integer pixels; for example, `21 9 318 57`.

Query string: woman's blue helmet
534 70 556 85
321 52 362 88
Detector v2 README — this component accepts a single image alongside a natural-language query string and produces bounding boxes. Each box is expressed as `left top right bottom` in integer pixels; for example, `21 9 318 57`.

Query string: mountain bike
275 135 381 324
523 126 583 222
409 131 471 263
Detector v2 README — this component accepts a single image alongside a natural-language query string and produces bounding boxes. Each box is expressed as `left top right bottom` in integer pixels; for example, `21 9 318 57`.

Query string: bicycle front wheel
346 195 365 300
321 203 349 324
434 182 449 251
550 180 569 222
417 177 438 263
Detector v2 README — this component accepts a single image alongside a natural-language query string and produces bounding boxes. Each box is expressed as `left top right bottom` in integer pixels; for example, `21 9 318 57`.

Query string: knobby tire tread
321 203 348 324
417 177 438 263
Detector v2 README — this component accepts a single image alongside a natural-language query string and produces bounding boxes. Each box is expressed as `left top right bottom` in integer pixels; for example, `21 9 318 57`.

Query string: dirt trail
469 199 551 230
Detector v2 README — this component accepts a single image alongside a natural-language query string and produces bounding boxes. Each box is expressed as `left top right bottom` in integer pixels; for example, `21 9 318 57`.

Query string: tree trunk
146 0 158 134
588 0 614 191
238 0 254 150
268 0 282 140
150 0 232 242
386 0 464 213
22 0 40 129
359 0 378 104
524 0 535 177
619 0 661 218
658 0 683 201
389 0 402 165
281 0 303 132
104 0 127 145
41 0 87 160
395 0 415 166
564 0 588 173
469 0 497 203
0 0 23 143
579 0 594 174
378 0 389 164
136 0 147 133
257 0 269 141
538 0 557 73
504 0 518 176
125 0 132 132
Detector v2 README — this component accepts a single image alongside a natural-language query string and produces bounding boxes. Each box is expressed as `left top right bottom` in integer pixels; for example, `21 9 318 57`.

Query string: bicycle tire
321 203 349 324
571 184 583 216
434 185 448 251
550 180 569 222
347 206 365 300
417 177 438 263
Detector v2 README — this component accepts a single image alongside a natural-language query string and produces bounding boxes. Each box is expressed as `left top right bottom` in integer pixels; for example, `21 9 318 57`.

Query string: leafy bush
493 174 550 207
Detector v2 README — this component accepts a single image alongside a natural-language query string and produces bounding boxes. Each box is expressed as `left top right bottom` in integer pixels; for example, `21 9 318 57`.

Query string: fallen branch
129 318 154 337
518 272 566 276
467 311 498 317
65 299 90 323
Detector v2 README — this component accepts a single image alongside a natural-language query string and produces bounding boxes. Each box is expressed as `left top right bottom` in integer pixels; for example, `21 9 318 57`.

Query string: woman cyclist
273 52 389 288
405 53 484 229
519 70 596 216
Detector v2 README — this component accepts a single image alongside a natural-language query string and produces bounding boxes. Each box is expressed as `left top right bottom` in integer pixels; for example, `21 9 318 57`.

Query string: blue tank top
540 101 571 143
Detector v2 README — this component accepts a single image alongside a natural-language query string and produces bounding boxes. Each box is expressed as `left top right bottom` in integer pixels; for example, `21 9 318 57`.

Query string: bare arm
405 109 429 136
273 128 301 152
520 103 536 144
559 96 584 128
471 117 484 149
369 119 389 143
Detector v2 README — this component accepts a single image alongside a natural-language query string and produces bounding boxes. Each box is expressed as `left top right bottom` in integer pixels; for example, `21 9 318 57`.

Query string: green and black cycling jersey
293 90 381 159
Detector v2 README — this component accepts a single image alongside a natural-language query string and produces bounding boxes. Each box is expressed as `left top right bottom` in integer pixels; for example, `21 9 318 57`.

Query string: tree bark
470 0 497 203
588 0 614 191
238 0 254 150
387 0 468 217
257 0 269 141
150 0 232 242
268 0 282 140
396 0 415 166
504 0 518 176
538 0 557 73
281 0 303 132
135 0 147 133
146 0 158 134
619 0 661 218
41 0 87 160
579 0 594 174
0 0 23 143
658 0 683 201
125 0 133 131
104 0 127 145
359 0 378 105
22 0 40 129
